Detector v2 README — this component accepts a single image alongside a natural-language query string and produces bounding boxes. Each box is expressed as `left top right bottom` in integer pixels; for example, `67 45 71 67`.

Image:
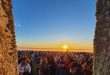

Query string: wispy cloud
14 21 22 28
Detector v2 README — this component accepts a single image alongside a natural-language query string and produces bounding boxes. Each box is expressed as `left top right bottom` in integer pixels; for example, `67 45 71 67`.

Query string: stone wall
0 0 18 75
94 0 110 75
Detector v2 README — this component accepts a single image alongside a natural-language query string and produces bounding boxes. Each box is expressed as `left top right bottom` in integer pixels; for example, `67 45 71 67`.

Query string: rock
94 0 110 75
0 0 18 75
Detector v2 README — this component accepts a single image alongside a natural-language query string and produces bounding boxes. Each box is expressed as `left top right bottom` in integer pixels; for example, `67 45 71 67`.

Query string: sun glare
63 44 68 49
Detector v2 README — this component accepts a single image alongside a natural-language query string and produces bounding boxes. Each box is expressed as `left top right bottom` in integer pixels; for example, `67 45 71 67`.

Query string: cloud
14 21 22 28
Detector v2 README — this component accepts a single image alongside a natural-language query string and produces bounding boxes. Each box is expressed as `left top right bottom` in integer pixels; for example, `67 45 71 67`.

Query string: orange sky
17 41 93 52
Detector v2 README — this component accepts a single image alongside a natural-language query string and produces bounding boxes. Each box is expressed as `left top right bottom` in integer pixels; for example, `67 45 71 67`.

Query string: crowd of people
17 51 93 75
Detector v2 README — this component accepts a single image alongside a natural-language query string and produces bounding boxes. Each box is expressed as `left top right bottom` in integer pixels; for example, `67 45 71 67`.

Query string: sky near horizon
13 0 96 50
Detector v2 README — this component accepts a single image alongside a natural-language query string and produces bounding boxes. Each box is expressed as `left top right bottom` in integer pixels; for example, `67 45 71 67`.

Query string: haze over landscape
13 0 96 51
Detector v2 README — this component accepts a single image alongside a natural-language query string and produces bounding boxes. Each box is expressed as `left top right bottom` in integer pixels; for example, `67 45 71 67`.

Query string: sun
63 44 68 49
